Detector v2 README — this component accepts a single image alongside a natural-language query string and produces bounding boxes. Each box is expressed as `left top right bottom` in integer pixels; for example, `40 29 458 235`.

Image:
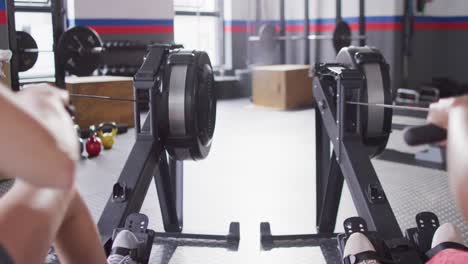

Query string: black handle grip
65 105 76 118
404 124 447 146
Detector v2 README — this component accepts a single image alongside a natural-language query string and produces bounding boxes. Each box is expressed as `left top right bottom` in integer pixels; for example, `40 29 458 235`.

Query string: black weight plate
336 47 392 158
160 50 216 161
16 31 38 72
57 26 103 76
196 60 216 149
333 21 352 53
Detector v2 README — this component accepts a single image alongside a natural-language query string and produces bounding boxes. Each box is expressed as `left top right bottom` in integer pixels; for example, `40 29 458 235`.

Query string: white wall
258 0 404 21
67 0 173 20
259 0 280 21
285 0 305 20
422 0 468 16
228 0 255 20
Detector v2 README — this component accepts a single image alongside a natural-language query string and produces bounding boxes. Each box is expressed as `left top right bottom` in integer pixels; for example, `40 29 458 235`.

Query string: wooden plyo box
66 76 135 128
0 63 11 89
252 65 314 109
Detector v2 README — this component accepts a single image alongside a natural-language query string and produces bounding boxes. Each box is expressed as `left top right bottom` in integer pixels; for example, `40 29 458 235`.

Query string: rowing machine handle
404 124 447 146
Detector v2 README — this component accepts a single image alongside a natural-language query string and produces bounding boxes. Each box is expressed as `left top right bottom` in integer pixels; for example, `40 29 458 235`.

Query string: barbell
249 21 366 53
16 26 148 76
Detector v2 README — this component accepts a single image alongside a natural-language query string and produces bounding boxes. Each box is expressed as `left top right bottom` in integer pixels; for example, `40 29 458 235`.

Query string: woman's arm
428 96 468 219
0 84 78 189
447 102 468 219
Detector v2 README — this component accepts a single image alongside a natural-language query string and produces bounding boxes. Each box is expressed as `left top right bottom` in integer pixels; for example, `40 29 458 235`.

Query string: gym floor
76 98 467 264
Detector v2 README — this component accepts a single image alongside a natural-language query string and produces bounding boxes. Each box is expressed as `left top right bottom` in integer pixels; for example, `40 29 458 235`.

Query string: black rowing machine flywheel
160 50 216 161
336 46 393 157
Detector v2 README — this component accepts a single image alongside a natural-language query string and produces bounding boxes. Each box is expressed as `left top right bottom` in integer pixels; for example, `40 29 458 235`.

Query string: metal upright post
317 154 344 233
51 0 67 88
315 107 331 229
402 0 414 88
359 0 366 46
6 0 19 91
256 0 262 28
155 152 184 232
336 0 342 23
304 0 310 65
279 0 286 64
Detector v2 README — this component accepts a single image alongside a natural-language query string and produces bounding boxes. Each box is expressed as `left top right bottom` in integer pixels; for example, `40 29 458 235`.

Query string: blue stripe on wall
225 16 404 26
69 18 173 27
415 16 468 23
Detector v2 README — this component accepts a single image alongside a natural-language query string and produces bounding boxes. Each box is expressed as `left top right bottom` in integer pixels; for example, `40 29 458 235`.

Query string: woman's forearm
0 88 75 189
447 105 468 219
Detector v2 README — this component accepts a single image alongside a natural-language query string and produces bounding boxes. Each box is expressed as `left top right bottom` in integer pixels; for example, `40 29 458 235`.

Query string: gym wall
67 0 173 42
408 1 468 88
231 0 468 92
225 0 403 89
223 0 256 69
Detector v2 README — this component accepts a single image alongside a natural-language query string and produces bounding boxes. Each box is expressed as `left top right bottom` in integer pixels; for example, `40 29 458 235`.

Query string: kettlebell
86 134 102 158
97 122 117 150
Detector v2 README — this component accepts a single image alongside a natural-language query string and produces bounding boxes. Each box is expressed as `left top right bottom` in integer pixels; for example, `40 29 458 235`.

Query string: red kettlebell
86 135 102 158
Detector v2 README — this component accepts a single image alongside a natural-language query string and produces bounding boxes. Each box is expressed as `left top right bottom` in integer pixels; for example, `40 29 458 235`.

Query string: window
174 0 223 68
15 0 49 3
14 0 55 80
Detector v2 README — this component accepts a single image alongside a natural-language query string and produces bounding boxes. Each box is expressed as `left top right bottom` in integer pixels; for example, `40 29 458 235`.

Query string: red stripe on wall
89 25 173 35
414 22 468 30
0 11 7 25
309 24 336 32
285 24 305 32
224 25 254 33
224 21 405 34
363 22 403 31
311 22 402 33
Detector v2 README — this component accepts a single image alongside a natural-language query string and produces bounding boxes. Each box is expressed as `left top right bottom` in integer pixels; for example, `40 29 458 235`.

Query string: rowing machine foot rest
111 213 155 264
337 217 385 260
406 212 440 256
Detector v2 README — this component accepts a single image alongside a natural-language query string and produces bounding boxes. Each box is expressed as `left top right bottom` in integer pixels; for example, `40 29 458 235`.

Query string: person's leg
53 190 106 264
0 180 73 263
426 223 468 264
107 230 139 264
0 180 106 264
343 233 382 264
432 223 464 248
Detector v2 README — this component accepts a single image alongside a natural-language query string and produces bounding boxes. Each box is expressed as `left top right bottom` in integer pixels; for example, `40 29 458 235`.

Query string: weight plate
57 26 103 76
336 47 392 157
333 21 352 54
258 23 278 61
197 63 216 147
16 31 38 72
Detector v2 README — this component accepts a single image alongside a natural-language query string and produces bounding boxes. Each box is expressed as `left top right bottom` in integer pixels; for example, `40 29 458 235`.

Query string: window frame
7 0 66 90
174 0 225 70
14 0 51 12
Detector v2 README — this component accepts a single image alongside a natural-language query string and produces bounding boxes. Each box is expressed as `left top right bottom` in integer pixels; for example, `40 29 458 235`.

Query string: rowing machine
97 44 239 263
260 47 440 263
